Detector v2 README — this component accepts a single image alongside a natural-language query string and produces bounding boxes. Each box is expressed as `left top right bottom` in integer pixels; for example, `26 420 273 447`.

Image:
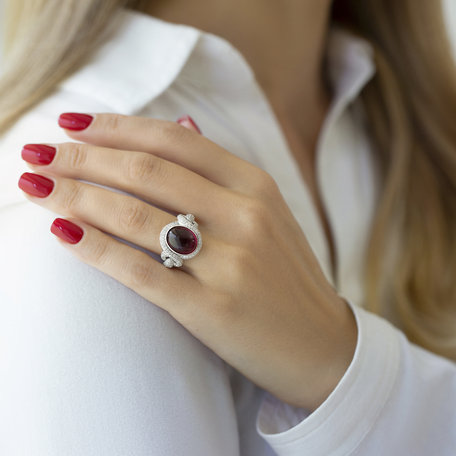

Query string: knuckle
102 114 125 134
211 245 252 291
238 197 271 232
60 181 84 211
251 169 280 197
209 291 239 322
227 247 255 283
88 237 110 266
158 120 191 143
118 201 150 233
227 245 250 271
67 143 89 170
128 260 154 289
124 154 163 185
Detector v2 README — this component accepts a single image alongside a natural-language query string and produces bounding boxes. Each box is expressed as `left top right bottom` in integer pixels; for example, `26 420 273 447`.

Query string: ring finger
17 172 212 270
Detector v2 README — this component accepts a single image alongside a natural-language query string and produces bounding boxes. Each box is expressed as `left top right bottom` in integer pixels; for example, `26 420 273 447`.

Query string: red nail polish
51 218 84 244
18 172 54 198
22 144 56 165
58 113 93 131
177 115 202 134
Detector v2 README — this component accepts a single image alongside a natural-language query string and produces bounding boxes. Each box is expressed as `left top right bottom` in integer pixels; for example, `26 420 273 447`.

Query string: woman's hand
18 112 357 411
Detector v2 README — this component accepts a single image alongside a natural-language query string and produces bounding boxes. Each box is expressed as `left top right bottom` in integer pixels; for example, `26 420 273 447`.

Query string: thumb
176 115 202 135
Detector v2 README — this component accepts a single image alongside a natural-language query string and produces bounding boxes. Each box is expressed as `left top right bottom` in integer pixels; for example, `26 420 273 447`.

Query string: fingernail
177 115 202 134
21 144 56 165
58 112 93 131
51 218 84 244
18 172 54 198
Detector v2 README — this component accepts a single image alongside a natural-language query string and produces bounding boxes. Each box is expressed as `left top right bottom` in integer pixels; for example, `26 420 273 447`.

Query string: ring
159 214 202 268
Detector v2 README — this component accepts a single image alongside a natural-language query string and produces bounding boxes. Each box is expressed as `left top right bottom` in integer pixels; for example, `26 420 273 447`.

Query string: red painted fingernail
51 218 84 244
21 144 56 165
58 112 93 131
18 172 54 198
177 115 202 134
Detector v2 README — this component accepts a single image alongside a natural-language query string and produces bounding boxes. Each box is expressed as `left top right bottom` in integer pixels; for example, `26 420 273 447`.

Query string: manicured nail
177 115 202 134
21 144 56 165
51 218 84 244
58 112 93 131
18 172 54 198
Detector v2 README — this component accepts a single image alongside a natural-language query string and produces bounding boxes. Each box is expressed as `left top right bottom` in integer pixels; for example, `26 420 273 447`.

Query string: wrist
293 296 358 412
326 298 357 394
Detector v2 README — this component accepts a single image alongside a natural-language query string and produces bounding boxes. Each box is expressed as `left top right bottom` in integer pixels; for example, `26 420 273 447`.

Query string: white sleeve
256 301 456 456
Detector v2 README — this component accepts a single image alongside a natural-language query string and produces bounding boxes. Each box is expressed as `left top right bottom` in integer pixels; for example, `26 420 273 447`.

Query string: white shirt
0 8 455 456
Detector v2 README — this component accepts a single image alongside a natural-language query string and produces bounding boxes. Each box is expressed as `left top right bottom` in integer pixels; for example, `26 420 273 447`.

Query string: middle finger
22 142 231 224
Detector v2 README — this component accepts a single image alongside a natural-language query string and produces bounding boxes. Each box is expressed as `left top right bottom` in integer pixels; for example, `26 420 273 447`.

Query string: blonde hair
1 0 456 359
0 0 148 132
332 0 456 360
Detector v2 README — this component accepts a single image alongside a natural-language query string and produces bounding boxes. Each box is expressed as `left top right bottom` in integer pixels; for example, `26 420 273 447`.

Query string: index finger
58 112 259 190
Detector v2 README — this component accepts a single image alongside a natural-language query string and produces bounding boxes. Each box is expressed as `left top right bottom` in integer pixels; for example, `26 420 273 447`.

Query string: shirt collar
59 8 375 115
58 9 202 113
326 27 376 106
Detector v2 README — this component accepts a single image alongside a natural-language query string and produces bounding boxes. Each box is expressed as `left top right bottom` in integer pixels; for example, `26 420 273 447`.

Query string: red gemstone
167 226 197 255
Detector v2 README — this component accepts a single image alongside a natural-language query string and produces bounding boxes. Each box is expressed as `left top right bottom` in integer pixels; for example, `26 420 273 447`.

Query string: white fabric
0 8 455 456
